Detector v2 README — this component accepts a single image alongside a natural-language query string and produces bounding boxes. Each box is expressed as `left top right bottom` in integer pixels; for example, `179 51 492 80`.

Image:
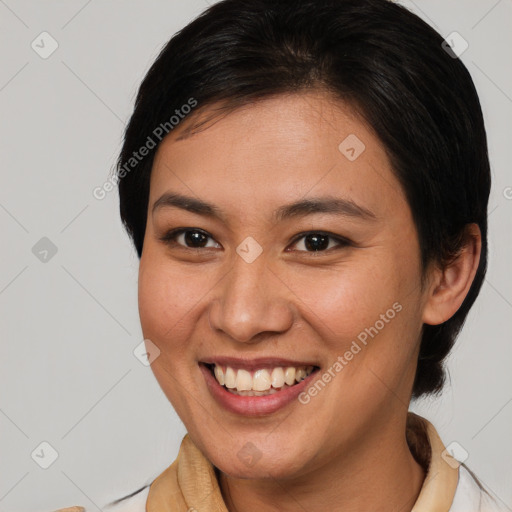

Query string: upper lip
200 356 320 371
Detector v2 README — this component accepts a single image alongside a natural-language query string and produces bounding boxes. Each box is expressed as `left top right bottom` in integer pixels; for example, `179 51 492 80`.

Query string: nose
207 252 294 344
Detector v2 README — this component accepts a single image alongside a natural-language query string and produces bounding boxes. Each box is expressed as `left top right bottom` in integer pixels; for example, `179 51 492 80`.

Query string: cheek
137 252 207 413
281 257 403 341
137 253 202 346
285 250 422 387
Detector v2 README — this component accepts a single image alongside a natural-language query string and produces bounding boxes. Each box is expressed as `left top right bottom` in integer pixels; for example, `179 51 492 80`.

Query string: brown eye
288 232 350 253
159 228 221 249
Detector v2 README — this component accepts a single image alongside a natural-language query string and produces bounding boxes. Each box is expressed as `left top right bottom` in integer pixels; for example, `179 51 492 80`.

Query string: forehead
149 92 406 222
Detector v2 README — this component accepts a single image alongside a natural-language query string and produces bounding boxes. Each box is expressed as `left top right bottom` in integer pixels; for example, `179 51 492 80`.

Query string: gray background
0 1 510 510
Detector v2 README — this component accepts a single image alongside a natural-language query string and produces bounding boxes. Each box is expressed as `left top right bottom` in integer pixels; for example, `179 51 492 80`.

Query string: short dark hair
116 0 490 398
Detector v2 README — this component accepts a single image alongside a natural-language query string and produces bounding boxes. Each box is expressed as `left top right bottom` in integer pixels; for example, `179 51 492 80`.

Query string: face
138 91 430 480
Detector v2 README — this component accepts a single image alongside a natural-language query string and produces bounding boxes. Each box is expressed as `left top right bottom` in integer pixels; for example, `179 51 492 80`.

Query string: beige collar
409 413 459 511
146 412 459 511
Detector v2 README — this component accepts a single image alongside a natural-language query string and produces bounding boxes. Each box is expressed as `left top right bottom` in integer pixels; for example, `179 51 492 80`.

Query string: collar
146 412 459 511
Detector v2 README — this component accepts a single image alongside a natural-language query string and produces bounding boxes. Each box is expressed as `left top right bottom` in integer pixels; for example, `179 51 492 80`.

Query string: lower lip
200 364 319 416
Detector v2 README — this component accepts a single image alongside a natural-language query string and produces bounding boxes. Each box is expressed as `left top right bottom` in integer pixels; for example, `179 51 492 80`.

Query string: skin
138 91 481 511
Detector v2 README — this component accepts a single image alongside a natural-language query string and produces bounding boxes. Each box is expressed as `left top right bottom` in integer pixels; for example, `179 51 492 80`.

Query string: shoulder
52 485 150 512
101 484 150 512
450 465 508 512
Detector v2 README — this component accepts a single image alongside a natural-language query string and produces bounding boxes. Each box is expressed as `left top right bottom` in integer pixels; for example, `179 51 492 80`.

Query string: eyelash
158 228 351 254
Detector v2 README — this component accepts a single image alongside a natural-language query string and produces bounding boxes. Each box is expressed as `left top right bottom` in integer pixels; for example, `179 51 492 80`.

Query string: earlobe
422 224 482 326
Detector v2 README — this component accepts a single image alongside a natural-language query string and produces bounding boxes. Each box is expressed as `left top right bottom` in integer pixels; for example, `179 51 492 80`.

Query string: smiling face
138 91 431 480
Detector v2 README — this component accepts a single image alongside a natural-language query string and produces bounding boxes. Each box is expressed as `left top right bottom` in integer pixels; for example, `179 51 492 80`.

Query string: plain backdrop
0 1 511 510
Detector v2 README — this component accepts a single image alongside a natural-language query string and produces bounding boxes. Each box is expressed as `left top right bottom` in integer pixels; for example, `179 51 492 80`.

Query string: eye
159 228 351 253
287 231 350 253
159 228 221 250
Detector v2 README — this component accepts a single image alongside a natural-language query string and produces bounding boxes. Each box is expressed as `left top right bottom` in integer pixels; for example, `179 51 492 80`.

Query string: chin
203 436 315 481
216 457 309 480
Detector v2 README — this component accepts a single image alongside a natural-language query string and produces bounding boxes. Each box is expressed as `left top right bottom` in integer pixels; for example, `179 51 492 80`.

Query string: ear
422 224 482 326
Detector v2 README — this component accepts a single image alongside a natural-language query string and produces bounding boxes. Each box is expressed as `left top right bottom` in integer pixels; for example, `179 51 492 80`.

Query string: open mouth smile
199 360 321 415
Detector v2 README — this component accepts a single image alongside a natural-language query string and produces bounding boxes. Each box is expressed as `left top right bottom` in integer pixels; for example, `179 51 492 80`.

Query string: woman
58 0 506 510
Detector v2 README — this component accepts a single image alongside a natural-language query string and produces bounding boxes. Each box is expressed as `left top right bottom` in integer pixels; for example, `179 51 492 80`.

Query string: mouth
203 362 320 396
200 361 321 415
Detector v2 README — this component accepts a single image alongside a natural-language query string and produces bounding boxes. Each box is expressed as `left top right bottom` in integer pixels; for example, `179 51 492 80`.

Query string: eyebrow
152 192 377 223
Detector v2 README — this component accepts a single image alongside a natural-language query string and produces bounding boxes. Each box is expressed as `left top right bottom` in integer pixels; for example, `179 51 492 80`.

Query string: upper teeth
213 365 314 391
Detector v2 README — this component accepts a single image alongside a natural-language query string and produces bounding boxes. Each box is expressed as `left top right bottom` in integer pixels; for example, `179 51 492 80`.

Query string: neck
218 414 426 512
